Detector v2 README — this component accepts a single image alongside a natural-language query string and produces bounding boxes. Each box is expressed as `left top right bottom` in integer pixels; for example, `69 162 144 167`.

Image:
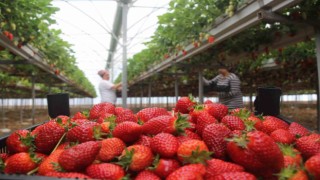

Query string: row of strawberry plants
0 0 96 97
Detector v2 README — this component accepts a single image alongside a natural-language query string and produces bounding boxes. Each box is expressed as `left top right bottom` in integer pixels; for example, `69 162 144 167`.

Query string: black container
47 93 70 118
254 87 282 116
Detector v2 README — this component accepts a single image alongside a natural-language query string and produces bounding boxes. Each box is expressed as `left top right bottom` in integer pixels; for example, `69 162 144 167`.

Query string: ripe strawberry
202 124 231 159
35 121 65 154
45 172 91 179
3 31 14 41
221 115 245 131
58 141 101 171
245 116 264 131
278 166 308 180
175 96 196 114
288 122 309 138
118 145 153 172
112 121 142 143
177 140 211 164
227 131 284 178
142 114 190 135
6 130 33 154
177 130 201 144
195 111 217 135
151 133 179 158
98 138 126 162
150 157 180 178
67 121 103 143
38 143 69 175
262 116 289 134
0 153 9 161
4 152 46 174
136 170 161 180
190 105 206 123
89 102 115 119
204 103 228 120
205 158 244 178
116 108 137 124
136 107 169 123
212 172 256 180
96 113 115 124
86 163 125 180
166 164 206 180
279 144 302 168
135 135 152 147
295 133 320 159
305 153 320 179
204 99 213 104
230 108 251 117
72 111 88 120
208 35 215 43
270 129 295 144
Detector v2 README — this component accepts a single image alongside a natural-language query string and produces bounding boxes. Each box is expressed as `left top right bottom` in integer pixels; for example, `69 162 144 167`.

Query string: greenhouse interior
0 0 320 179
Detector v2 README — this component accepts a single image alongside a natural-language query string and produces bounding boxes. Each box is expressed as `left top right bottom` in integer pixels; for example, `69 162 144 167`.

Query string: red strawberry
118 145 153 172
135 135 152 147
205 103 228 120
136 107 169 123
246 116 264 131
177 140 211 164
227 131 284 178
202 124 231 159
112 121 142 143
195 111 217 135
204 100 213 104
98 138 126 162
4 152 46 174
66 121 102 143
278 167 308 180
175 96 196 114
205 158 244 178
0 153 9 161
150 157 180 178
270 129 295 144
86 163 125 180
212 172 256 180
6 130 33 154
142 114 190 135
288 122 309 138
305 153 320 179
3 31 14 41
136 170 161 180
262 116 289 134
72 111 88 120
221 115 245 131
96 113 115 124
35 121 65 154
177 130 201 144
190 105 206 123
38 143 69 175
58 141 101 171
295 133 320 159
151 133 179 158
279 144 302 168
45 172 90 179
116 108 137 123
89 102 115 119
208 35 215 43
166 164 206 180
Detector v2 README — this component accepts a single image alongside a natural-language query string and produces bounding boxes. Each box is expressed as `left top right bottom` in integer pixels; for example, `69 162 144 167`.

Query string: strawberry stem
27 167 39 175
50 133 66 154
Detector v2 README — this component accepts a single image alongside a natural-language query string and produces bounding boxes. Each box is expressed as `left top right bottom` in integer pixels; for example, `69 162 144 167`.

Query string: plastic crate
0 123 71 180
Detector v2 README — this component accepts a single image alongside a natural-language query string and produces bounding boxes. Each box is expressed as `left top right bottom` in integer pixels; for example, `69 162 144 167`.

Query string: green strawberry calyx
18 132 35 150
244 119 257 132
0 158 5 172
174 113 191 135
117 148 135 171
278 143 300 157
181 146 213 165
277 165 301 180
148 154 160 170
227 134 248 149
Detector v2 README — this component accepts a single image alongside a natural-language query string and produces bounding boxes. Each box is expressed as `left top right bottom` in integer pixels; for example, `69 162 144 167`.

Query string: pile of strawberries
1 96 320 180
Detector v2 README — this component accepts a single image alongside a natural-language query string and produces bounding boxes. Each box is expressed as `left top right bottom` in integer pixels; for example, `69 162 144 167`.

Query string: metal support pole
148 83 151 106
31 76 36 125
175 77 179 102
316 32 320 131
249 92 253 111
198 72 204 104
121 1 129 108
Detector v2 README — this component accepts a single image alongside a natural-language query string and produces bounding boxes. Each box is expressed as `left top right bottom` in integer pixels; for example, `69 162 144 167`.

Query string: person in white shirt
98 70 122 104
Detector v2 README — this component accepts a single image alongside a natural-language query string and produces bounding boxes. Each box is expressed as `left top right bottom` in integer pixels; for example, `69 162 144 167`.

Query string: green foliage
0 0 96 97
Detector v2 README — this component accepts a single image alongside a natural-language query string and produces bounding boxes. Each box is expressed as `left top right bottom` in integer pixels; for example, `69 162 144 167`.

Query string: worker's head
98 70 110 80
218 63 229 76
